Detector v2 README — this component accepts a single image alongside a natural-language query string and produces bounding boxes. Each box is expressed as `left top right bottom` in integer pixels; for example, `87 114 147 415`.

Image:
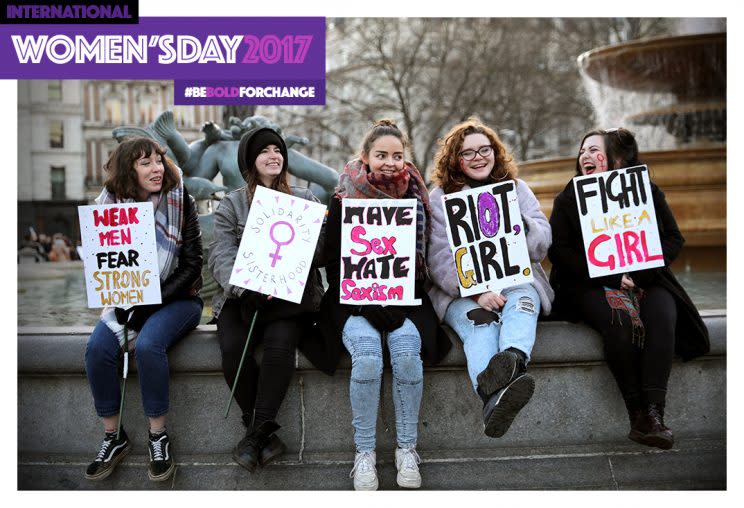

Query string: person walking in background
427 118 553 439
548 127 709 450
84 137 203 481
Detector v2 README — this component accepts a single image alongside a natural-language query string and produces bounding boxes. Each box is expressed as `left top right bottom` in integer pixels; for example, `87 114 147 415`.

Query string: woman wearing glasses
548 128 709 449
427 118 554 438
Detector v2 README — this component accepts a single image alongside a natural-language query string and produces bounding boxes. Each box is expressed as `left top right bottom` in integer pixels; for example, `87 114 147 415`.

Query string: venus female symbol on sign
268 220 296 267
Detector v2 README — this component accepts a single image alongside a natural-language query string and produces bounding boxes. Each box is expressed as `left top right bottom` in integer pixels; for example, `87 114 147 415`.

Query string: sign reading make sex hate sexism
340 198 420 306
78 202 161 308
573 165 664 278
442 181 533 297
229 185 326 303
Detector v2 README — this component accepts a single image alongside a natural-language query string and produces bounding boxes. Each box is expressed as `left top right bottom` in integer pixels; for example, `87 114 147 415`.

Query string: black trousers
217 298 301 427
579 285 676 409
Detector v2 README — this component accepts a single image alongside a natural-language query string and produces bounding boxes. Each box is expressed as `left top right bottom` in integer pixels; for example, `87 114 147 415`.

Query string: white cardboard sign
78 202 161 309
573 165 665 278
442 181 533 297
339 198 420 306
229 185 326 303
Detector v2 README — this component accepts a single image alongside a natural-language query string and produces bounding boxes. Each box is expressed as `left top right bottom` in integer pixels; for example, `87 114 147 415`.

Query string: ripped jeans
444 284 540 393
342 315 423 452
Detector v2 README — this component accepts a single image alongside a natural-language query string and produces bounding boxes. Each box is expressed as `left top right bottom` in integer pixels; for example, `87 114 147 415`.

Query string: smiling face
362 135 405 176
133 151 164 201
578 134 609 175
254 144 284 186
459 133 494 181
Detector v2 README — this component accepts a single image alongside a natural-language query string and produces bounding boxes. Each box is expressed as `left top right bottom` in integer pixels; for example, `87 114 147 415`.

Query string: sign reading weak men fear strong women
573 165 664 278
230 186 326 304
340 198 421 306
443 181 532 297
78 202 161 308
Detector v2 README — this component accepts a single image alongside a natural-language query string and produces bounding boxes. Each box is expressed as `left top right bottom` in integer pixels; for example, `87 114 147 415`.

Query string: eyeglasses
459 145 493 160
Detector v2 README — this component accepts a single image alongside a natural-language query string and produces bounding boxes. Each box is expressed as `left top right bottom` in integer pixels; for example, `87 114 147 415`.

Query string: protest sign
340 198 420 306
229 185 326 304
573 165 665 278
442 181 533 297
78 202 161 308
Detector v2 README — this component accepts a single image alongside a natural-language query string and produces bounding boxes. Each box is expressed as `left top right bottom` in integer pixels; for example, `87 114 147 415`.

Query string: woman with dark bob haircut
84 137 203 482
548 127 709 450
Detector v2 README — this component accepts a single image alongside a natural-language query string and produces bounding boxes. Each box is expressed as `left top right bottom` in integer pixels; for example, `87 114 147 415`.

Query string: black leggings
579 285 676 409
217 298 301 427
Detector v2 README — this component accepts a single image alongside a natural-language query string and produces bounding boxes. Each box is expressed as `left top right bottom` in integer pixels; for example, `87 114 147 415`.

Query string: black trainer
147 430 175 481
476 350 523 397
483 373 535 438
84 428 131 481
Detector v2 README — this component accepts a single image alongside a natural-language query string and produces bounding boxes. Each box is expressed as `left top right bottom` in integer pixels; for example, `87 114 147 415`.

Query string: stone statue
112 111 339 203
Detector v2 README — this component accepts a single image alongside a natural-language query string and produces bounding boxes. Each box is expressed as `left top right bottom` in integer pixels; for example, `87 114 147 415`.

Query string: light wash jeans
444 284 540 393
342 315 423 452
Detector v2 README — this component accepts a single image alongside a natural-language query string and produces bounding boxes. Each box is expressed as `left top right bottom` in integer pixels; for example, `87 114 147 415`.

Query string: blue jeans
342 315 423 452
85 297 203 418
444 284 540 393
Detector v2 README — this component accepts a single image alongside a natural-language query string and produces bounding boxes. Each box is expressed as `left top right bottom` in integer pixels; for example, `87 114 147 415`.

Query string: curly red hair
431 117 517 193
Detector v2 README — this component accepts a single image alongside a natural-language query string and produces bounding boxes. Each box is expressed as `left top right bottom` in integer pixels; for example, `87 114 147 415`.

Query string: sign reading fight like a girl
229 185 326 304
340 198 420 306
442 181 533 297
78 202 161 308
573 165 665 278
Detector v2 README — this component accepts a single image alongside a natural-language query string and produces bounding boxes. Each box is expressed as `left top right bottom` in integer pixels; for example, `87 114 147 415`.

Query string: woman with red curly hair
427 118 554 438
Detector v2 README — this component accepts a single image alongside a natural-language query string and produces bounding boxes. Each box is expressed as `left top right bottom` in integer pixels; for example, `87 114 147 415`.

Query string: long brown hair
238 128 291 199
103 137 180 199
431 117 517 193
574 128 643 176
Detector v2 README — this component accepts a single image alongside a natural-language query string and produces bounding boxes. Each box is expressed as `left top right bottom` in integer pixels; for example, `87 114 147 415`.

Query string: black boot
626 406 645 444
232 421 283 472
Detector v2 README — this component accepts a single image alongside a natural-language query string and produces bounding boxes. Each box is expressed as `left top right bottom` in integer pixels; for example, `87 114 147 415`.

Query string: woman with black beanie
208 127 325 472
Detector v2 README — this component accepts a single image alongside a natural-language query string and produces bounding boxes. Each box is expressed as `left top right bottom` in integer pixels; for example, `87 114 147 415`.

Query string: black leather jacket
160 189 203 302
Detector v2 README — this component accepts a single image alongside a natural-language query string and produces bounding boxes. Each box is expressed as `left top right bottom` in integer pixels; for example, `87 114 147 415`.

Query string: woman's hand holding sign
475 291 507 312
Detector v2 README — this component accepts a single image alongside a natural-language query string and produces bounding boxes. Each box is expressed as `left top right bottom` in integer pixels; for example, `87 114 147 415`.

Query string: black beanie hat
237 127 288 182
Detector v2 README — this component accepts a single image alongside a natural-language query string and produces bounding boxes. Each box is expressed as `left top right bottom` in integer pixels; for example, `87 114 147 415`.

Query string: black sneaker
476 350 522 397
84 428 131 481
483 373 535 438
147 430 175 481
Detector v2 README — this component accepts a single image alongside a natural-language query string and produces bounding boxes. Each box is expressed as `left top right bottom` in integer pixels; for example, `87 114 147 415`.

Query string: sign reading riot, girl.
442 181 533 297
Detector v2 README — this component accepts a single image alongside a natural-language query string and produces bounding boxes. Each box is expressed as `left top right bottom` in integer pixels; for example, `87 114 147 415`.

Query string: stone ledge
17 311 726 374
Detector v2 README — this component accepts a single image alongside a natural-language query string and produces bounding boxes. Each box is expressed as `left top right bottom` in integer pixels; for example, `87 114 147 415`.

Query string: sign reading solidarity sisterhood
573 165 664 278
340 198 420 306
442 181 533 297
229 185 326 303
78 202 161 308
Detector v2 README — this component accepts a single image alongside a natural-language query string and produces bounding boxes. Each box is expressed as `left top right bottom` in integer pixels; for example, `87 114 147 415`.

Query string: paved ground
19 437 725 490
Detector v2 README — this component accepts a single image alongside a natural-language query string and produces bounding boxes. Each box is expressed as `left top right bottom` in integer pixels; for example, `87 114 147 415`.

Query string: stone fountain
521 25 726 271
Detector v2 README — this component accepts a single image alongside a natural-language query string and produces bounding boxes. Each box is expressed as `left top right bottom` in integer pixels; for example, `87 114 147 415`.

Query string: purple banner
174 79 325 105
0 17 325 81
